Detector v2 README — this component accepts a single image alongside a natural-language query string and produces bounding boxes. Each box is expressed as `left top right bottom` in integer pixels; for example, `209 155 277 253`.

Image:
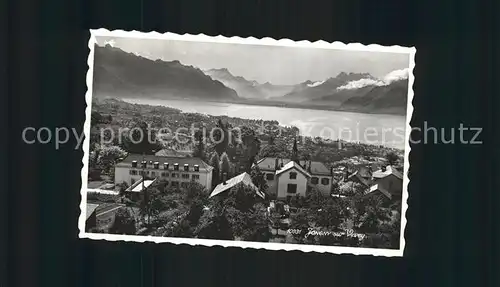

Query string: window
311 177 319 184
171 173 179 178
287 184 297 194
181 182 188 188
141 161 147 168
171 181 179 187
153 162 159 169
129 170 138 175
163 163 169 170
182 174 190 179
183 165 189 171
321 178 330 185
194 165 199 172
289 172 297 180
150 172 156 177
266 173 275 180
192 174 200 180
131 161 137 168
174 164 179 171
161 172 168 177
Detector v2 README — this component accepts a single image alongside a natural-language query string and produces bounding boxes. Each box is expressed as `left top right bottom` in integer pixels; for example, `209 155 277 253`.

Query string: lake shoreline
111 97 406 150
101 94 406 117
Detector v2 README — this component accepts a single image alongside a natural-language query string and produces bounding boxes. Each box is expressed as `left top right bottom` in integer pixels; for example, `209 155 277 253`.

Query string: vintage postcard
79 29 415 257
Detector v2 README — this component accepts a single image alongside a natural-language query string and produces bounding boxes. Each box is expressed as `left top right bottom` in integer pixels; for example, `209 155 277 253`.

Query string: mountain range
92 44 409 115
204 68 309 99
92 44 238 101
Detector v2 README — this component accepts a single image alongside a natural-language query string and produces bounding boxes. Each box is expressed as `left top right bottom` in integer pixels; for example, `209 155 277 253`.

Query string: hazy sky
96 36 410 85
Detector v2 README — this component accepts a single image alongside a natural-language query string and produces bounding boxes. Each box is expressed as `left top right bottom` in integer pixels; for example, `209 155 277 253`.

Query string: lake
122 98 407 150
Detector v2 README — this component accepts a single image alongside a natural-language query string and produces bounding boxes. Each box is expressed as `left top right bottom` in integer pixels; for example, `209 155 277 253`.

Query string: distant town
85 98 405 249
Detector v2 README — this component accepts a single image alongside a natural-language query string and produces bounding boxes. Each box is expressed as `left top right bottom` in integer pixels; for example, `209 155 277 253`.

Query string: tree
291 138 299 163
225 205 271 242
214 119 230 155
183 181 208 226
109 208 136 235
192 130 206 161
91 111 103 124
313 198 343 230
268 135 275 146
209 151 221 188
250 165 268 194
339 182 366 196
355 198 392 234
223 183 260 212
239 126 261 172
288 210 314 244
117 182 129 196
96 145 127 173
304 186 324 210
385 151 399 166
122 121 161 155
220 152 232 178
194 202 233 240
163 218 193 238
89 146 101 168
140 186 170 226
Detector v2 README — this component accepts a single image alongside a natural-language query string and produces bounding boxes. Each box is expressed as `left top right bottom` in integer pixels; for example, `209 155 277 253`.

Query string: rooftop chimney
275 158 279 171
381 166 387 172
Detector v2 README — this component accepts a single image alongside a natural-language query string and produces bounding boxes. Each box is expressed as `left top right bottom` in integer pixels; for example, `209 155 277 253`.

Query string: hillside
280 72 374 103
337 79 409 114
92 45 239 101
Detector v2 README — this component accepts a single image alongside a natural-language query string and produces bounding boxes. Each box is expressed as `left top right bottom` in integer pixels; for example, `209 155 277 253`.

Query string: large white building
114 154 214 190
253 157 333 199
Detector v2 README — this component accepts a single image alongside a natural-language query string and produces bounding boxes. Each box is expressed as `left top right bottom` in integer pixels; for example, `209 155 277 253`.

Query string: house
253 157 333 198
371 165 403 200
345 170 372 187
114 153 214 191
275 161 311 199
364 184 392 204
363 165 403 203
209 172 265 199
85 203 99 232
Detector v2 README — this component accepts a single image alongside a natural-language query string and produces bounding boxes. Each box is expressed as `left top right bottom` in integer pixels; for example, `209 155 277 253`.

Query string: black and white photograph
79 29 414 256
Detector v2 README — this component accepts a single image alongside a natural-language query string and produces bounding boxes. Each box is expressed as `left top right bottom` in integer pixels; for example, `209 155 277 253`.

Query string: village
85 98 404 249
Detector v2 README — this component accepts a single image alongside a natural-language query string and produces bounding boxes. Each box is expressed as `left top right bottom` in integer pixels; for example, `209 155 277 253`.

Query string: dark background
5 0 499 286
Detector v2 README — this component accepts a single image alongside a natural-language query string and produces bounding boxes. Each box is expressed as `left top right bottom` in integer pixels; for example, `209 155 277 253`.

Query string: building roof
209 172 264 199
372 165 403 180
86 203 99 220
254 157 330 176
116 153 213 171
275 161 312 178
367 184 392 199
346 171 371 186
128 179 157 193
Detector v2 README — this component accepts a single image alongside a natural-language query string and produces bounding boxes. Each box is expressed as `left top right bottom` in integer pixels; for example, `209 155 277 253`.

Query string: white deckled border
79 29 416 257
